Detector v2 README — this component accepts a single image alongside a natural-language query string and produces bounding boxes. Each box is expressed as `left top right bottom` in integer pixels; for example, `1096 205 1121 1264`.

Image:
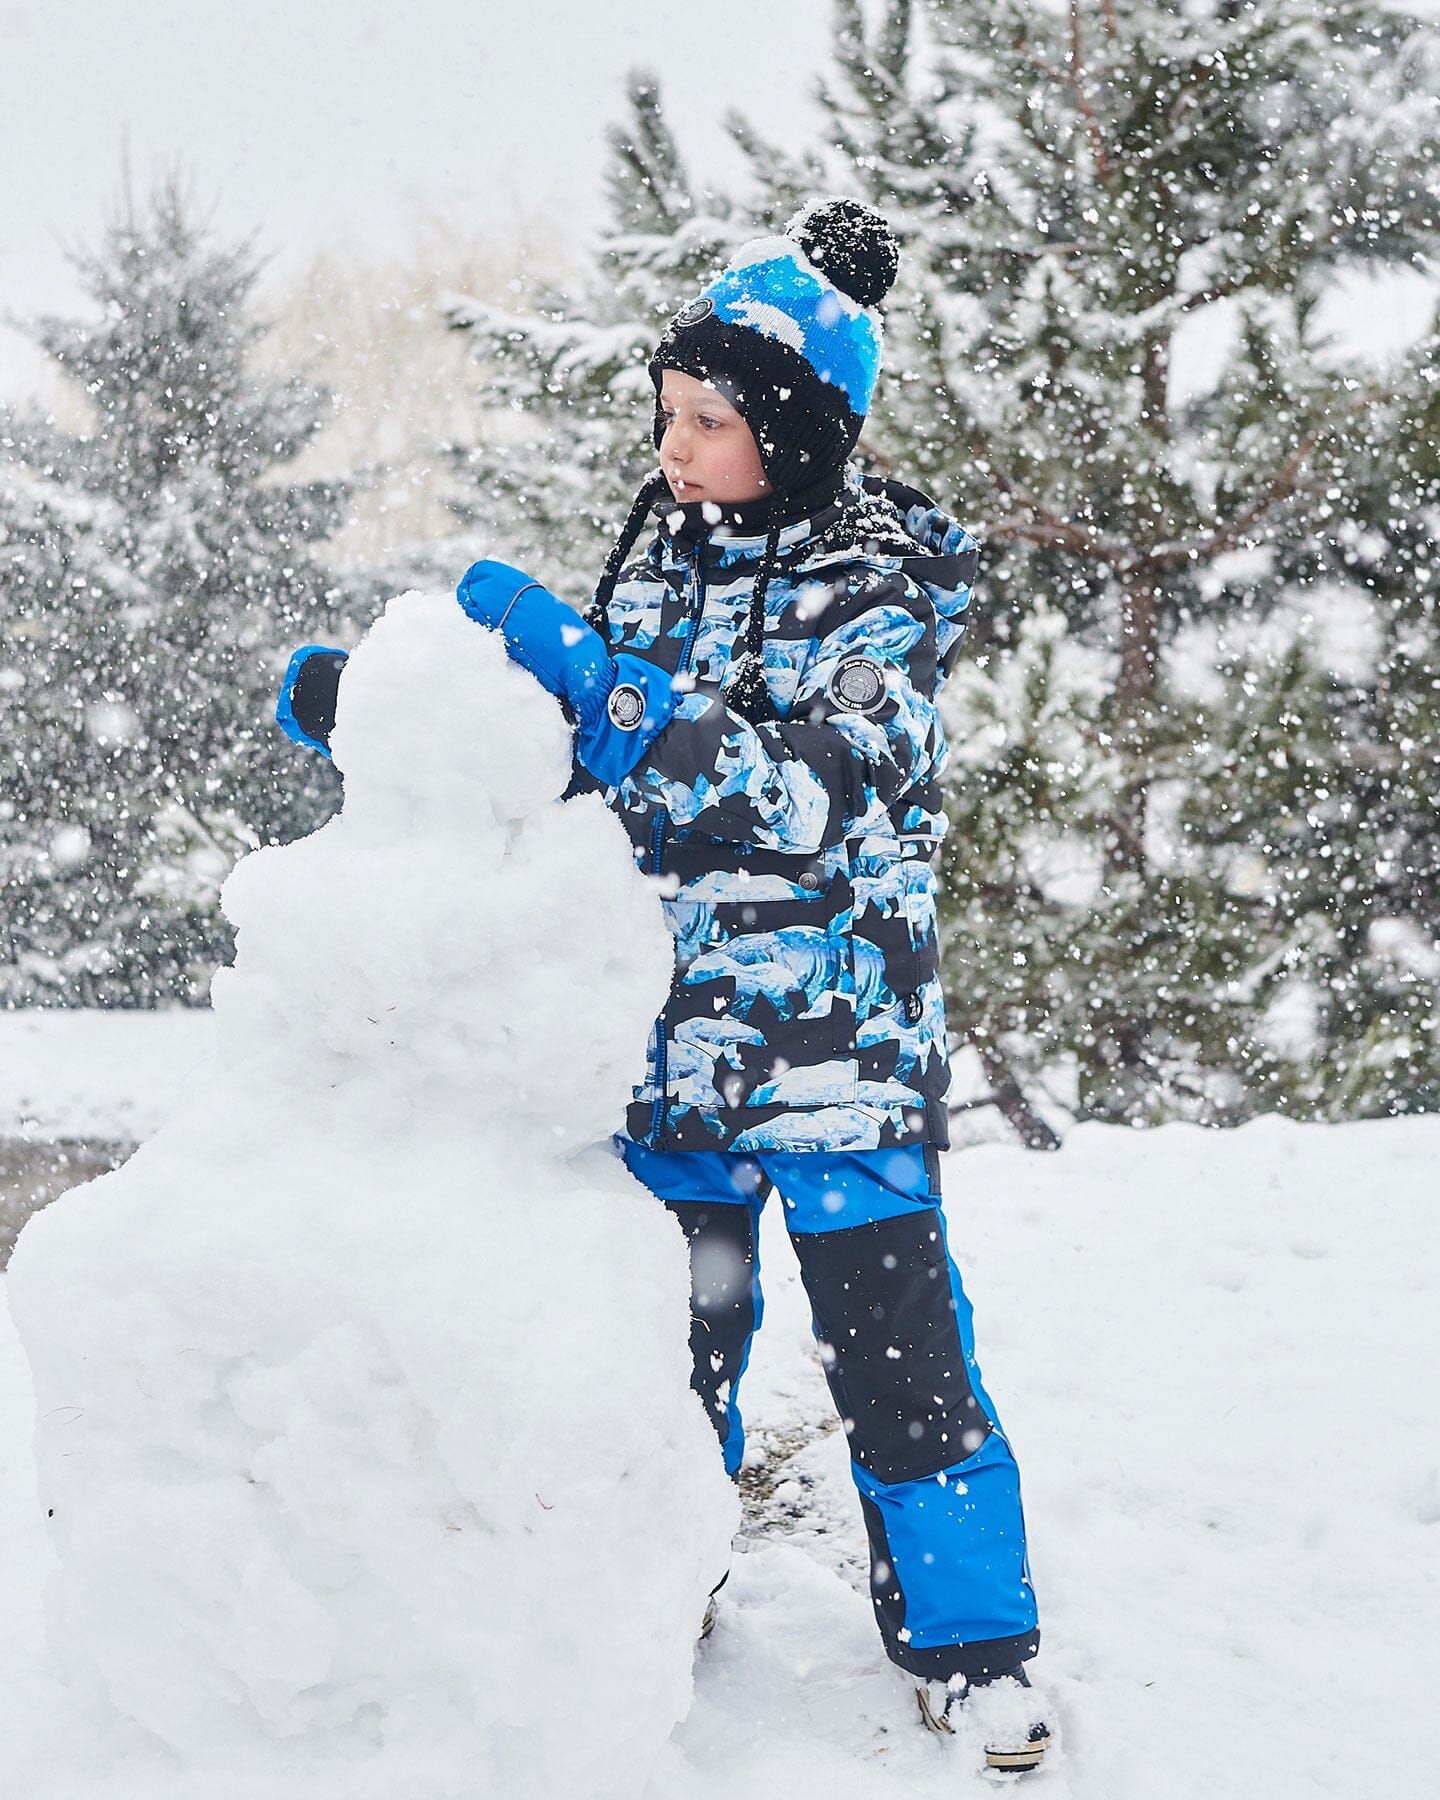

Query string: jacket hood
647 471 980 679
746 475 983 674
857 477 980 677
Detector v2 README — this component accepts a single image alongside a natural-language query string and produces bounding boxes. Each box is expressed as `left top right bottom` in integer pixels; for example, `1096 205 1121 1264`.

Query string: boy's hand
277 645 349 757
456 560 613 730
456 560 677 784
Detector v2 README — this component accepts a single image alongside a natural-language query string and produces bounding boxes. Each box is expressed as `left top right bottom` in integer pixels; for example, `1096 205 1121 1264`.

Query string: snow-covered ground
3 1100 1436 1798
1 594 1434 1797
0 1008 216 1143
0 1011 216 1263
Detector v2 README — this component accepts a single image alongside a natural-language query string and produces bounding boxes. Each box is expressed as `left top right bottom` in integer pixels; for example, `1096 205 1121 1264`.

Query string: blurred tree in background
436 75 742 596
0 183 361 1004
807 0 1440 1124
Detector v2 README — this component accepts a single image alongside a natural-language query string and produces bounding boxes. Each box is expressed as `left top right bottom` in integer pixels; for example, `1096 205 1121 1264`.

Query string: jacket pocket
670 865 857 1111
854 856 940 1025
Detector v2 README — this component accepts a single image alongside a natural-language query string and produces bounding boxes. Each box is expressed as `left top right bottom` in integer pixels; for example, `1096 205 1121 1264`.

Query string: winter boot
916 1664 1051 1774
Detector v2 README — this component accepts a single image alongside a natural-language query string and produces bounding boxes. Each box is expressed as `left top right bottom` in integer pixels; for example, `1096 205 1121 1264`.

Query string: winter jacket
594 475 979 1154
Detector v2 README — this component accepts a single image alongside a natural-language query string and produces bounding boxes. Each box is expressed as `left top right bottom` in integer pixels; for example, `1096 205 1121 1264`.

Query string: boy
280 198 1051 1775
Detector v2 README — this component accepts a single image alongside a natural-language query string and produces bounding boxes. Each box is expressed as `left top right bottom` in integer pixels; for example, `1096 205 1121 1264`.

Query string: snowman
8 592 737 1800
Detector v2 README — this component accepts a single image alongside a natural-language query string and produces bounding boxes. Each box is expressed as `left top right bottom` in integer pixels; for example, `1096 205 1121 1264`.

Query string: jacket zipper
648 548 707 1146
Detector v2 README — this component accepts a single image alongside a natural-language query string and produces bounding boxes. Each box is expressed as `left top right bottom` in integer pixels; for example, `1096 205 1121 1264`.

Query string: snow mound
0 1009 215 1142
8 592 737 1799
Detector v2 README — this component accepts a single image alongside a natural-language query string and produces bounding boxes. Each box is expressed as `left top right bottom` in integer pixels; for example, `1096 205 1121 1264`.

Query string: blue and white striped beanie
649 197 900 498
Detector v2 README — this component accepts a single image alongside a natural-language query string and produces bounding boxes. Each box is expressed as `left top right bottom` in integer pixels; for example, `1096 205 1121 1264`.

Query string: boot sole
917 1687 1051 1772
985 1729 1050 1772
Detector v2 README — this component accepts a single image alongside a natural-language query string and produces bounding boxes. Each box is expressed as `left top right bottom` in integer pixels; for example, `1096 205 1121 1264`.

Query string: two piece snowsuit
589 474 1040 1679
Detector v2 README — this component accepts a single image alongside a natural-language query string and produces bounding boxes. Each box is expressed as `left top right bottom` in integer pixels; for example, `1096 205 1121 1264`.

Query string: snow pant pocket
791 1207 992 1485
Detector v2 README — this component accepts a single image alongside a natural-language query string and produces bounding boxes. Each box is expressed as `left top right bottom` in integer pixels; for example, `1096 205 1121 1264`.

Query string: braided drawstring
586 469 671 642
726 518 782 725
589 468 783 727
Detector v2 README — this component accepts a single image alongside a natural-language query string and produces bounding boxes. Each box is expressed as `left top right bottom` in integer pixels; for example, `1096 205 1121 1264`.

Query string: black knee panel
664 1201 757 1449
792 1208 991 1484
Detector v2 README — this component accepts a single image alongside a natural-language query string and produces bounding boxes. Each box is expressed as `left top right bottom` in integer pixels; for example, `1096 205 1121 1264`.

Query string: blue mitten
456 561 675 785
277 645 349 757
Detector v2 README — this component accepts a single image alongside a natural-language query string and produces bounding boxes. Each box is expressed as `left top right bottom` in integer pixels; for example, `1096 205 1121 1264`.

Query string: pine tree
0 454 129 998
759 0 1440 1123
439 74 749 598
0 183 357 1005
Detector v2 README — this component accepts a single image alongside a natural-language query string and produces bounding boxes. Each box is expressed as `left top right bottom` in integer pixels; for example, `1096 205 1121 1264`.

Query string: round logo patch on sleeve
606 683 647 731
827 655 889 715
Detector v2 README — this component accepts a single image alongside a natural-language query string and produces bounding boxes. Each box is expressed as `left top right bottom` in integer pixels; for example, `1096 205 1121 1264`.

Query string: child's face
658 370 770 507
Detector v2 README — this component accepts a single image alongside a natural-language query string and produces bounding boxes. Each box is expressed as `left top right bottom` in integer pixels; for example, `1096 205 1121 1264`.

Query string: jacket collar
645 474 977 611
653 470 846 560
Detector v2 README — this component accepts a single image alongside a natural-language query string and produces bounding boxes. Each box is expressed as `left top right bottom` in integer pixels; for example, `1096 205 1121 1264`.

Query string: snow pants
621 1140 1040 1680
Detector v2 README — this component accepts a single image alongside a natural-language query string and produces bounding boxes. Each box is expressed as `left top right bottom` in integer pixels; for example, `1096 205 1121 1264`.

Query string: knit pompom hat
648 196 900 497
589 199 900 726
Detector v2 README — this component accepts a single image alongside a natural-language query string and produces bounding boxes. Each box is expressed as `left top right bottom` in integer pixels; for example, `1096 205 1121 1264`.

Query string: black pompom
788 198 899 307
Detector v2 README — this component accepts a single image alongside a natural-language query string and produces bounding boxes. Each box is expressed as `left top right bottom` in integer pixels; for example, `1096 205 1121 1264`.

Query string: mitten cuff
574 653 677 787
277 645 349 757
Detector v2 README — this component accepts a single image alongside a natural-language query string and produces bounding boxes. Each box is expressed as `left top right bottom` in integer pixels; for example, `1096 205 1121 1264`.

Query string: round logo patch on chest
606 683 647 731
671 296 715 330
828 655 888 715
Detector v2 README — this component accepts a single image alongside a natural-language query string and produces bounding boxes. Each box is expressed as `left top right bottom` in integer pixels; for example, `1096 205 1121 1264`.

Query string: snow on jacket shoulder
597 476 978 1155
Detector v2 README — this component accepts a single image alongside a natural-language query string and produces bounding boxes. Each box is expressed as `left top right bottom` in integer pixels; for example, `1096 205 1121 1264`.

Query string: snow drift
7 592 737 1799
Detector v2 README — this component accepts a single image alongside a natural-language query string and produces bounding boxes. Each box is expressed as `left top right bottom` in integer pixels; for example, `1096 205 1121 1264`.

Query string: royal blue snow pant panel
854 1439 1039 1679
620 1140 1040 1680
